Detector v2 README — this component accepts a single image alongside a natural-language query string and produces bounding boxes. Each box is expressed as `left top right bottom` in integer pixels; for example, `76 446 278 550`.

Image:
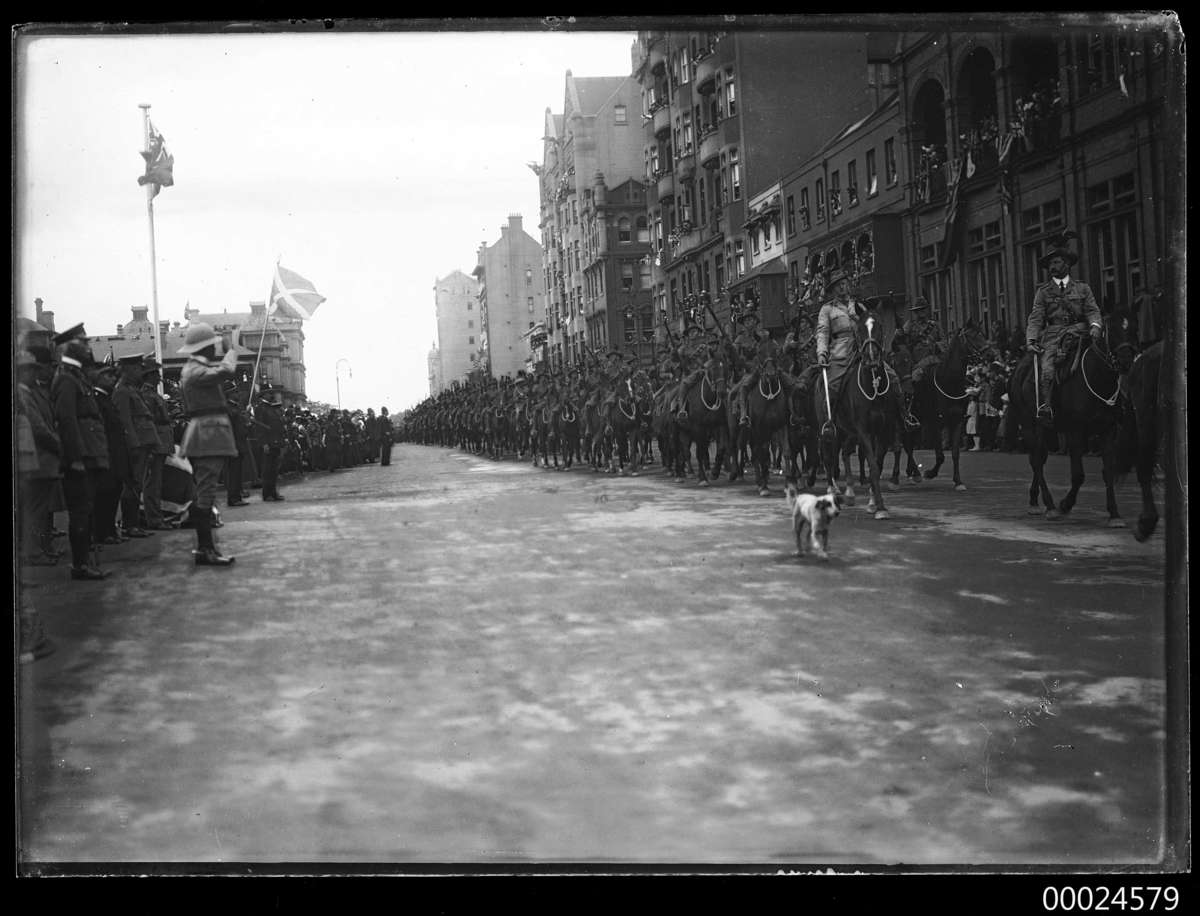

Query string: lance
659 307 678 348
700 293 731 343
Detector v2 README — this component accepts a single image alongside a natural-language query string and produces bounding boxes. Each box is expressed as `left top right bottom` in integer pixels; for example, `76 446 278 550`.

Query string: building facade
473 214 546 380
894 26 1170 344
426 343 443 397
633 29 877 336
535 68 648 371
433 269 480 390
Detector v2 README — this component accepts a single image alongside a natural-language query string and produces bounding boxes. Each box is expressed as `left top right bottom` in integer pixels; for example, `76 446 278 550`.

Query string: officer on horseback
902 297 946 384
672 319 710 421
729 303 770 426
1026 235 1101 422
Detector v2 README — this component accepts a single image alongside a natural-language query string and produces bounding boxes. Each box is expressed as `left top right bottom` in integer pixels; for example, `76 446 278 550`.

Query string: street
17 444 1167 865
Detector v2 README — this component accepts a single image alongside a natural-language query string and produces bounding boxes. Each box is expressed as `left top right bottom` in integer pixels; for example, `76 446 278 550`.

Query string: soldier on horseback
728 303 770 427
671 320 710 421
1025 235 1102 423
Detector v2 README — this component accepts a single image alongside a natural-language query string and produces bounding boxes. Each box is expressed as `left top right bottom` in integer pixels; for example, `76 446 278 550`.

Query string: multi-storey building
894 26 1171 344
633 29 876 336
473 214 546 380
433 269 480 390
426 343 443 397
535 68 648 371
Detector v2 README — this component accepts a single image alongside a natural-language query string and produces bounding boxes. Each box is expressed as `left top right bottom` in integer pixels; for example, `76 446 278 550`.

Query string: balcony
657 171 675 201
652 103 671 138
675 152 695 182
699 128 722 168
695 55 719 93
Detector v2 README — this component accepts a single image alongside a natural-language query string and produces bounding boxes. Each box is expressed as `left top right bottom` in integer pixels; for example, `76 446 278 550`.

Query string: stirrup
738 415 750 427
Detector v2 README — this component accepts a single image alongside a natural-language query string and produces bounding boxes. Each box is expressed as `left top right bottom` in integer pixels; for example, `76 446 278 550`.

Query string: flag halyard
270 264 326 320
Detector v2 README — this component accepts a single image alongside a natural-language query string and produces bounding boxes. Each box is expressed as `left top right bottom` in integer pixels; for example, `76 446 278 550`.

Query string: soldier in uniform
255 385 287 501
901 296 946 386
18 346 64 565
379 406 393 466
51 331 111 580
224 380 251 507
178 322 239 566
139 357 177 529
671 320 709 420
1026 242 1102 421
728 304 772 426
112 354 159 537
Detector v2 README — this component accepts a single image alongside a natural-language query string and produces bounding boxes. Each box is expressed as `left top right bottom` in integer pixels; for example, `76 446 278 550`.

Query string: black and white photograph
13 14 1187 886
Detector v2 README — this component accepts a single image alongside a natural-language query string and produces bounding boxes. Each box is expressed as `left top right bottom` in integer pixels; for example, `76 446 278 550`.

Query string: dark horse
812 311 901 519
912 318 992 490
1123 340 1163 541
675 353 730 486
1008 307 1136 523
554 397 581 470
741 356 790 497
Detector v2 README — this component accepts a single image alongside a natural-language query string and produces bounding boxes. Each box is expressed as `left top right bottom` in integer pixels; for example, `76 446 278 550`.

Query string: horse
911 318 992 490
784 378 821 489
675 353 730 486
1122 339 1163 541
741 356 791 497
651 381 681 475
630 375 657 472
1007 307 1137 523
812 310 901 519
554 397 581 470
605 379 643 475
532 402 558 469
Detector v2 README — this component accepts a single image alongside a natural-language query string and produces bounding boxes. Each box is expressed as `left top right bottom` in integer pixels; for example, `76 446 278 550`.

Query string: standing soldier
91 363 127 546
139 356 176 529
51 330 111 580
178 322 239 566
17 347 64 565
224 380 251 507
254 386 287 501
379 406 393 466
1026 236 1101 422
113 353 159 537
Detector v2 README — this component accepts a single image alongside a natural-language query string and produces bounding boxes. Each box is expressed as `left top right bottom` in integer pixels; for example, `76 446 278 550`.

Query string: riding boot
1038 377 1055 424
193 507 234 566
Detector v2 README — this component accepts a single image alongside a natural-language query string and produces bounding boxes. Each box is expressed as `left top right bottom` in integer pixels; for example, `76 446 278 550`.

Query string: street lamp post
335 358 352 409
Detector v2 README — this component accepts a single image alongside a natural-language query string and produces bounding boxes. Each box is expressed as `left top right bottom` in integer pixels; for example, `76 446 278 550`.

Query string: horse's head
853 311 887 370
1100 307 1138 372
703 353 728 393
958 318 992 361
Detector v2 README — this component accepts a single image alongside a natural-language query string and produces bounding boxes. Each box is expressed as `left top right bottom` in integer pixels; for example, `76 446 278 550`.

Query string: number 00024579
1042 886 1180 911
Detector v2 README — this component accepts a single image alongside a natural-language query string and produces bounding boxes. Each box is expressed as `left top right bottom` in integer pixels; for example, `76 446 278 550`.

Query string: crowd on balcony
1012 78 1063 151
914 144 947 203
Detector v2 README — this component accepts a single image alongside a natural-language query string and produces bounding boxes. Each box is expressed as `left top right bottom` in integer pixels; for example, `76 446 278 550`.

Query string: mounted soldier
1025 232 1101 423
902 296 946 386
671 318 710 420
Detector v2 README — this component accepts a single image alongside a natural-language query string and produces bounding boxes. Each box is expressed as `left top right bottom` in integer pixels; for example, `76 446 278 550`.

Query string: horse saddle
1054 332 1088 383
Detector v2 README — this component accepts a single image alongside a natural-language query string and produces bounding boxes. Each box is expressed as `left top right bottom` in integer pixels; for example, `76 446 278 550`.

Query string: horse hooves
758 488 771 498
1026 506 1042 516
698 479 709 487
1107 517 1127 528
873 510 890 520
1044 508 1062 520
954 483 967 492
922 471 937 480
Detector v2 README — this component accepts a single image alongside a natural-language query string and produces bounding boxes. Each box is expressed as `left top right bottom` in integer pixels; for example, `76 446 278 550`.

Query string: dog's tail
784 481 800 505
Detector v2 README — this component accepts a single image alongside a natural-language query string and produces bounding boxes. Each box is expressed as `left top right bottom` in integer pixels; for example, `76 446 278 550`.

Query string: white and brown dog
785 484 843 559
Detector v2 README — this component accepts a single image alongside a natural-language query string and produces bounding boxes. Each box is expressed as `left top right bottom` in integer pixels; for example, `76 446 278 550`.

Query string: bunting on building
938 155 967 268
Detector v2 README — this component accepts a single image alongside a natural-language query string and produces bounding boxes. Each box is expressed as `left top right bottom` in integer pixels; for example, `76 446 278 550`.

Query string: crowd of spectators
16 320 395 663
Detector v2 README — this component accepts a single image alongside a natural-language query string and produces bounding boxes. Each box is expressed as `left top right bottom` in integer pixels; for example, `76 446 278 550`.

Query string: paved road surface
17 444 1167 865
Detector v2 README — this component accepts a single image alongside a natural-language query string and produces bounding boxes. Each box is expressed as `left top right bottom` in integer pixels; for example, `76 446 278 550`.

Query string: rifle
700 293 731 344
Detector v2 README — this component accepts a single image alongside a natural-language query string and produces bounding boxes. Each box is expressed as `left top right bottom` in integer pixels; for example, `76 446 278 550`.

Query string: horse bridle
700 366 723 412
1080 322 1128 406
932 326 986 401
855 319 890 401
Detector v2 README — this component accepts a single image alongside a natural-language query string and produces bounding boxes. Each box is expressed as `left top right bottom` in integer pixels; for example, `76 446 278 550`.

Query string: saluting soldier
177 322 239 566
1026 239 1101 421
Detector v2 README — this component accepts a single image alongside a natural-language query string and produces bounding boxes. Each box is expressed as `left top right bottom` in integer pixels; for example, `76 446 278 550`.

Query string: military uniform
672 327 710 418
901 308 946 384
1026 274 1101 414
113 356 159 536
140 361 176 527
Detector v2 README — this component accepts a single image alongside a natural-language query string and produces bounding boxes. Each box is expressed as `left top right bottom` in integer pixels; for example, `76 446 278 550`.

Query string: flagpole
249 278 272 408
139 104 165 396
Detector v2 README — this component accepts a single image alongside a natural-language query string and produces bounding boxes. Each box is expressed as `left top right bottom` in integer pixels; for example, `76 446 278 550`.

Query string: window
682 111 693 153
830 170 842 216
1087 185 1141 311
636 216 649 244
786 195 796 236
751 228 760 255
618 217 632 243
715 254 725 292
725 69 737 116
701 259 711 293
847 160 859 207
815 178 826 221
653 213 664 253
789 258 800 290
621 261 635 292
922 269 955 330
800 188 811 230
468 319 474 328
639 257 652 289
730 148 741 200
614 104 627 125
469 336 475 345
734 239 745 277
698 175 708 225
467 301 473 310
865 149 878 196
527 297 535 313
525 268 533 284
968 253 1006 337
884 138 897 186
1022 199 1066 237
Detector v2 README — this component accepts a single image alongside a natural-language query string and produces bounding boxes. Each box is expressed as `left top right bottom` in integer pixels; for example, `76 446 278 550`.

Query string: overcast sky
15 26 638 412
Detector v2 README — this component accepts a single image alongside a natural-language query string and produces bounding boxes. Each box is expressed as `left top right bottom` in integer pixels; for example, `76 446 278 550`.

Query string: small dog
785 484 843 559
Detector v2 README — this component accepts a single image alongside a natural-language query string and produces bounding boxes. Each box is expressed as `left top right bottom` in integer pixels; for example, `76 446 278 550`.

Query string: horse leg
863 435 888 519
949 413 967 492
1134 424 1159 541
1100 431 1125 527
924 417 946 480
840 441 856 504
1057 430 1087 516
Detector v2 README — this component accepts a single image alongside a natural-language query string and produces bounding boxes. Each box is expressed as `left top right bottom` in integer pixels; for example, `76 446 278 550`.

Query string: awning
727 256 788 291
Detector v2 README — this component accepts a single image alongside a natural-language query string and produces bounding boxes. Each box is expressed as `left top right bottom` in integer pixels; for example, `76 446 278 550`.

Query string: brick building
473 214 546 380
432 269 480 392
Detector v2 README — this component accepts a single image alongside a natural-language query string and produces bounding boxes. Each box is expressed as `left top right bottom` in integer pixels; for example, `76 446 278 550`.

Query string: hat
142 353 163 370
738 304 760 323
25 344 52 364
52 323 87 346
177 321 222 355
1038 230 1080 269
683 320 703 336
827 269 850 288
910 296 930 312
18 350 38 368
117 353 145 367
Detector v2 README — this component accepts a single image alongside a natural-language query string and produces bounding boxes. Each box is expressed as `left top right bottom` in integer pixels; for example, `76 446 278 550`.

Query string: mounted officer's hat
177 321 222 355
909 296 930 312
52 323 88 346
1038 230 1080 269
827 268 851 288
141 352 163 371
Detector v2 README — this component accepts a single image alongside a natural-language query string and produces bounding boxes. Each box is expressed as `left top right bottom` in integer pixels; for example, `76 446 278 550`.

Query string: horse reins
1080 342 1121 407
700 370 722 412
758 375 782 401
932 327 982 401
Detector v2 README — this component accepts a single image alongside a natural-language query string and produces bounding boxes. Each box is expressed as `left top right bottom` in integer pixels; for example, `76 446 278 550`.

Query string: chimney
250 301 267 316
593 171 607 207
40 310 56 332
116 324 124 335
132 305 150 323
507 213 523 235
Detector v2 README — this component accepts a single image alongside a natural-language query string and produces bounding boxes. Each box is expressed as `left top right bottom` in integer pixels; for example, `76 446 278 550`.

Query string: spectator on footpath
224 380 251 508
90 363 127 546
964 370 982 451
17 347 65 566
50 328 111 580
178 323 239 566
379 406 393 466
253 385 287 501
140 357 177 530
113 354 159 538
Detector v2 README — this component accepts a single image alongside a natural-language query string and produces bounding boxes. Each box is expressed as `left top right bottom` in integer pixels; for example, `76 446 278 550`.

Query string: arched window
840 239 856 269
825 248 840 271
618 217 632 243
635 215 650 243
959 47 999 169
857 232 874 273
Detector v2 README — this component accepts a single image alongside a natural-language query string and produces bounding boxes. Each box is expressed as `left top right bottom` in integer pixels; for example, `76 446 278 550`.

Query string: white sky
14 27 638 412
